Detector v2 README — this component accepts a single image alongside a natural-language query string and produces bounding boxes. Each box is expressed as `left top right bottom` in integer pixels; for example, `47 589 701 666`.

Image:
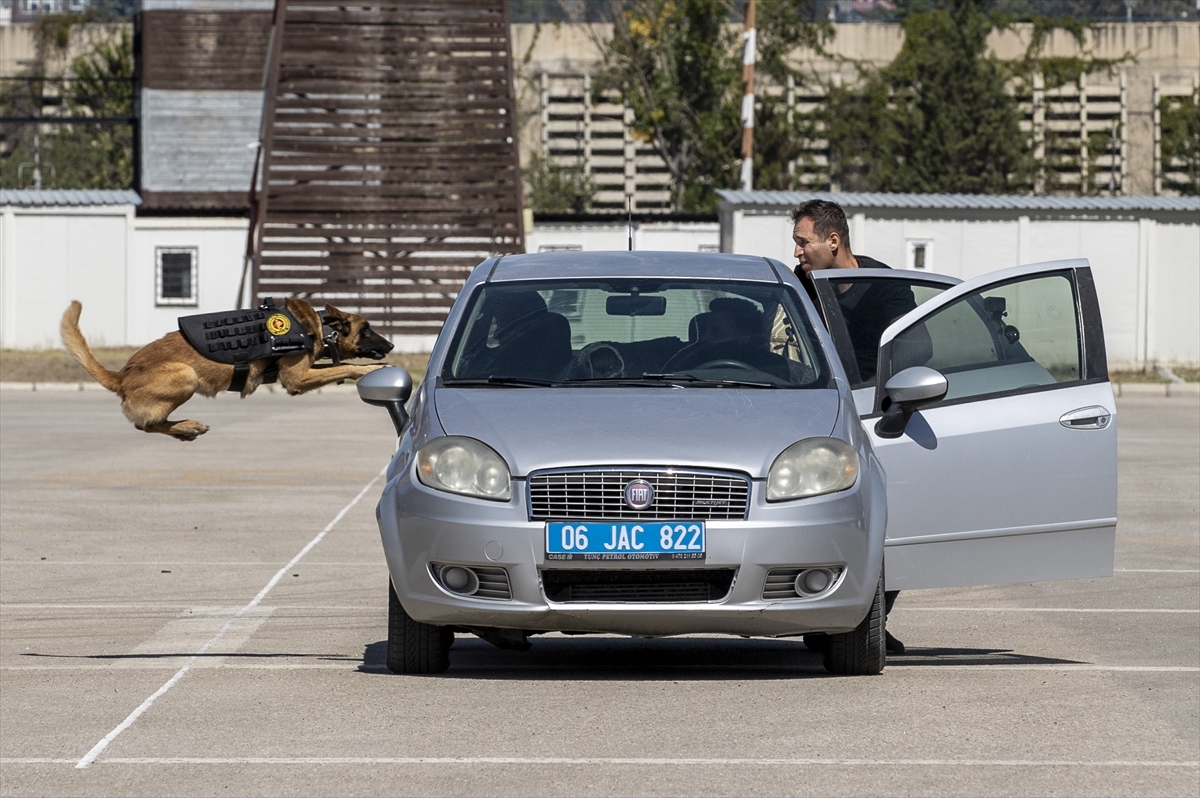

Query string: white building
3 189 1198 369
718 190 1200 368
1 190 247 349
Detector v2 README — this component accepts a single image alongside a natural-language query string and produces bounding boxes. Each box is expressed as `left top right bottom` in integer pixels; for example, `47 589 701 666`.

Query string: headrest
490 290 547 318
709 297 760 317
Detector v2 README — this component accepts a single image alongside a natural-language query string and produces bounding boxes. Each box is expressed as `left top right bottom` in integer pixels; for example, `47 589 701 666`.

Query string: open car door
856 259 1116 590
810 268 960 416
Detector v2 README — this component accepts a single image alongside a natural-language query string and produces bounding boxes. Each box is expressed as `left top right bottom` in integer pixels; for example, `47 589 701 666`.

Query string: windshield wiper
639 372 780 389
558 377 675 387
442 376 556 388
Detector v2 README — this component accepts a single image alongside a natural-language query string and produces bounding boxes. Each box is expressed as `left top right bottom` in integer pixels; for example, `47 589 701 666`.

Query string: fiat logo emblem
624 479 654 510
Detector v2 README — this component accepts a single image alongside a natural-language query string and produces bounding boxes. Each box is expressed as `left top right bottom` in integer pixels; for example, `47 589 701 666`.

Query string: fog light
439 565 479 596
797 568 832 596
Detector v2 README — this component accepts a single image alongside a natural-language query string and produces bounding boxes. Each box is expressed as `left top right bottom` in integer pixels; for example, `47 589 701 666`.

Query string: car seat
487 291 573 380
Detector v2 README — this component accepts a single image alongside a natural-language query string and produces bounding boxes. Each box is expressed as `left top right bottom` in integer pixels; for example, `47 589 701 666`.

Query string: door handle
1059 406 1111 430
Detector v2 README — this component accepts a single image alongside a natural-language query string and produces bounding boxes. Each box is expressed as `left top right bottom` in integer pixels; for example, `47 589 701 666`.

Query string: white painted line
889 665 1200 672
1 604 381 610
4 663 1195 673
1115 569 1200 573
73 471 384 770
8 604 1198 615
111 607 274 670
0 561 383 566
8 756 1198 768
902 608 1198 613
1 664 393 672
1 604 199 610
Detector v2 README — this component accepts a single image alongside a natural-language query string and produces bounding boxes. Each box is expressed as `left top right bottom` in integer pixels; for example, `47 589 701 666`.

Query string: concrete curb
0 381 362 394
1113 382 1200 397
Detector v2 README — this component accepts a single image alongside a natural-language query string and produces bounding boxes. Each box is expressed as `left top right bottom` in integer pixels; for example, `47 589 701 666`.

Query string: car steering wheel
693 359 755 371
568 342 625 379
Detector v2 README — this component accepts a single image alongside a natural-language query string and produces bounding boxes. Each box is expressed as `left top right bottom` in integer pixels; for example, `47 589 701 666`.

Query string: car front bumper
376 466 885 638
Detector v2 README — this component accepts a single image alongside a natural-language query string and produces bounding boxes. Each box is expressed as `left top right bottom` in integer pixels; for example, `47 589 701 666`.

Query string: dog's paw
173 420 209 441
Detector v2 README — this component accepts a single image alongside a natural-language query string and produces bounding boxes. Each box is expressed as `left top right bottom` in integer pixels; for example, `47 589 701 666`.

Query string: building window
156 247 198 306
538 244 583 253
906 239 933 271
697 243 720 253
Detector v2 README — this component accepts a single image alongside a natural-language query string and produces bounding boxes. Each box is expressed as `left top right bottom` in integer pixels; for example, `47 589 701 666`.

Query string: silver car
359 252 1116 675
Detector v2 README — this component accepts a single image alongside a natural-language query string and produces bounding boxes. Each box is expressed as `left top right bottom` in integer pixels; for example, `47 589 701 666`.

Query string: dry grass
0 348 431 385
1169 366 1200 382
1109 369 1169 384
0 347 142 383
1110 368 1200 383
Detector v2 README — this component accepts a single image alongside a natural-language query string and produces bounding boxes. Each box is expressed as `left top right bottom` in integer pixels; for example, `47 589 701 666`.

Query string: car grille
430 564 512 601
541 569 736 603
762 568 805 600
472 567 513 600
761 566 844 600
528 469 750 520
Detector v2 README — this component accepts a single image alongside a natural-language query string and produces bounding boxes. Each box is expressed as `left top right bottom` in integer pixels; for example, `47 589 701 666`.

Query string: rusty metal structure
247 0 525 337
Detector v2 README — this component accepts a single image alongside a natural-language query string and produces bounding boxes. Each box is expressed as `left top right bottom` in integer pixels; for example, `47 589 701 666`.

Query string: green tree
826 0 1033 193
1159 92 1200 196
0 27 133 190
825 0 1130 195
60 29 135 189
747 0 833 191
525 151 598 212
587 0 741 212
579 0 829 211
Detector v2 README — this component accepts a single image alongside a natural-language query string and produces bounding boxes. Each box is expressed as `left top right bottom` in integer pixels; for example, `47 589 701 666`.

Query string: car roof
487 251 783 283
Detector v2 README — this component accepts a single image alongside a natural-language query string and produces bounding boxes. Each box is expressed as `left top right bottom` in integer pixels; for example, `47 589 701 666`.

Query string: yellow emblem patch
266 313 291 336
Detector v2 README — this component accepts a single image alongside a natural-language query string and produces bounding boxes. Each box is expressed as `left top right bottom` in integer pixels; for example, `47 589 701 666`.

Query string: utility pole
33 133 42 190
739 0 756 192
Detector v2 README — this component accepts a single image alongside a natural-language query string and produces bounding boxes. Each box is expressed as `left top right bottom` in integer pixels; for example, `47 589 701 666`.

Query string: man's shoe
885 630 905 655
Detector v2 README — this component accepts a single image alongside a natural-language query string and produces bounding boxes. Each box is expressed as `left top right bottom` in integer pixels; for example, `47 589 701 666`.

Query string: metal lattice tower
249 0 525 338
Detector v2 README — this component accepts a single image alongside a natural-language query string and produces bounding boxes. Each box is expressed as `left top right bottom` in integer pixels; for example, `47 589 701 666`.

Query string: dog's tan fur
60 298 391 441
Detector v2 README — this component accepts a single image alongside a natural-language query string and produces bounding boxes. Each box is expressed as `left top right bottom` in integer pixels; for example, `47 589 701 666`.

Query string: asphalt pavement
0 386 1196 797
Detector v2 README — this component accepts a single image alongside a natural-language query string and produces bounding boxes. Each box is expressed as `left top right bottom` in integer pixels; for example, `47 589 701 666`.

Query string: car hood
432 387 841 479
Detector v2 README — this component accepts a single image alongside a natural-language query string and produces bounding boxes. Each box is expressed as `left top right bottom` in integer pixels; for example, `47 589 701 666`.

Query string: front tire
823 574 886 676
387 580 452 674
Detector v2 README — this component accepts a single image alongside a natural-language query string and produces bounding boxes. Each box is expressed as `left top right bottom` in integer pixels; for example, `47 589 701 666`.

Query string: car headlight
416 436 512 501
767 438 859 502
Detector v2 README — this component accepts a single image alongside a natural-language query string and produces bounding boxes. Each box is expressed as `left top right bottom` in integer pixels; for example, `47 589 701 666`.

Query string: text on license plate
545 522 705 561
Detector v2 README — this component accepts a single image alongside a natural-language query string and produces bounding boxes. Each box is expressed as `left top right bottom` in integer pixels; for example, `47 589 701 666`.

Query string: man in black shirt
790 199 909 655
791 200 918 384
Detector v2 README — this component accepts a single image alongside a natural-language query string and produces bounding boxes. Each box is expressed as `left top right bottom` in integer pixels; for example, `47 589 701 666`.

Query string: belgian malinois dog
60 298 393 441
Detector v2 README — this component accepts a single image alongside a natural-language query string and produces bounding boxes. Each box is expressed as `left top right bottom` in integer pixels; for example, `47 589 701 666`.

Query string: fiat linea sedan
358 251 1117 676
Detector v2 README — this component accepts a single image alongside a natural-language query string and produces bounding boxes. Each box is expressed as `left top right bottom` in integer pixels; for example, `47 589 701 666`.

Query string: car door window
814 276 952 387
888 272 1082 402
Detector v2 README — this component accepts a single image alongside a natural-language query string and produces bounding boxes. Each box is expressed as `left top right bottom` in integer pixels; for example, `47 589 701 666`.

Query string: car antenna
627 195 634 251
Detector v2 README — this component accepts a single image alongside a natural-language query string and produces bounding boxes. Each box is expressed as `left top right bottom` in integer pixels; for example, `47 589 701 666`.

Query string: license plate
545 521 705 561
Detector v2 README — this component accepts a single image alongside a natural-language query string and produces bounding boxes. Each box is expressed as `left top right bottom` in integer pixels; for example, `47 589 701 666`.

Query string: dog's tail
60 301 122 393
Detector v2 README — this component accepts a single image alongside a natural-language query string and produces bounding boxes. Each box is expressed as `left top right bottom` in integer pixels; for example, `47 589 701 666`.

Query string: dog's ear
322 304 351 332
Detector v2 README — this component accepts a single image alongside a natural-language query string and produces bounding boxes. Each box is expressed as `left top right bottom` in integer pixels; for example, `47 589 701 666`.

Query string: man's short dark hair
790 199 850 249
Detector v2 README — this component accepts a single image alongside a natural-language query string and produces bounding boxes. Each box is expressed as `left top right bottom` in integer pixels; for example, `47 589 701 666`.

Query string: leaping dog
60 298 393 441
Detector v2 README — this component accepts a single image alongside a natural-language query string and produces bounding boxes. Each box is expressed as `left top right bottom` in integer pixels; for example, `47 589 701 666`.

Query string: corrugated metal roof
0 189 143 207
716 190 1200 212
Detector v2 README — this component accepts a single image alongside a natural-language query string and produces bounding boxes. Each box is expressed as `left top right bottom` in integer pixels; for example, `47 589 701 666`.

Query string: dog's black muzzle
360 332 394 360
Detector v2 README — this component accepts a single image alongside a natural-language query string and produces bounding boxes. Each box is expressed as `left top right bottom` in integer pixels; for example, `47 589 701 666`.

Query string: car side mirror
874 366 947 439
357 367 413 435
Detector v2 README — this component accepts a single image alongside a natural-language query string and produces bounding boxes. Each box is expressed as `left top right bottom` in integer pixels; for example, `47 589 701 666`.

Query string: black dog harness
178 298 342 392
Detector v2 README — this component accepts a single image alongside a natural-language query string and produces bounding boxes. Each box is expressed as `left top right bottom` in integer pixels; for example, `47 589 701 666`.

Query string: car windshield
442 279 831 388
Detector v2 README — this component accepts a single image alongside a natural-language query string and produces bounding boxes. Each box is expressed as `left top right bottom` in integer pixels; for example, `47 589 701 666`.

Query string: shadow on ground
358 636 1084 680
